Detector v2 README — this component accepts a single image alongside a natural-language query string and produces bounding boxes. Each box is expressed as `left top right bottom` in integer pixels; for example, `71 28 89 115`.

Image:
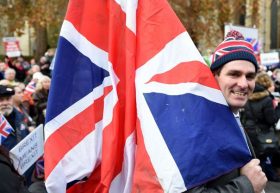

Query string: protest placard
260 52 280 68
9 124 44 175
2 37 21 57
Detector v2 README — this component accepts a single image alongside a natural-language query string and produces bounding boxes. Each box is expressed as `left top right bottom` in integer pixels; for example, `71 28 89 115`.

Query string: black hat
0 85 15 97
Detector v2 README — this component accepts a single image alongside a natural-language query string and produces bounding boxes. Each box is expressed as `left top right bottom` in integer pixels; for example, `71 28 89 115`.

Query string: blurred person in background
272 68 280 93
0 144 47 193
4 55 13 69
13 60 27 82
29 58 37 66
38 56 50 77
22 72 44 120
13 84 36 132
0 145 30 193
17 56 31 71
4 68 19 87
32 75 51 126
24 64 41 85
242 72 280 182
0 62 8 80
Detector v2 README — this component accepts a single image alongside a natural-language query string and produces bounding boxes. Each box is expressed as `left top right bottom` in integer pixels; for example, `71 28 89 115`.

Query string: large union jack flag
0 114 14 145
44 0 252 192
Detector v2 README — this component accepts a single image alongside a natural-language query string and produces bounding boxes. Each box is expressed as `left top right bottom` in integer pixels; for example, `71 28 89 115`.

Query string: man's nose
237 76 248 88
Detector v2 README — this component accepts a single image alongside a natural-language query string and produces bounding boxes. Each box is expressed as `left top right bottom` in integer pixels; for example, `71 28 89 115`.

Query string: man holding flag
186 31 267 193
45 0 266 193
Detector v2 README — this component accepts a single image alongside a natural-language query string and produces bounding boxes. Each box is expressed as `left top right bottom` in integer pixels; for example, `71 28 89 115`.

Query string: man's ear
212 71 219 78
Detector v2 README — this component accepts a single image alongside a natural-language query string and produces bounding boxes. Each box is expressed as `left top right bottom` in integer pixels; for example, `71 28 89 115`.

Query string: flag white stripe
143 82 227 106
60 20 109 71
45 162 67 193
136 32 205 85
114 0 138 34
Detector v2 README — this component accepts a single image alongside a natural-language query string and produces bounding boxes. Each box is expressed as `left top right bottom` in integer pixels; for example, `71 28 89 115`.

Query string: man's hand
240 159 267 193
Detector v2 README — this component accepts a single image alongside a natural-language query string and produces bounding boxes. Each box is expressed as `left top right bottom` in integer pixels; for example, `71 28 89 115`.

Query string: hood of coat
249 83 270 101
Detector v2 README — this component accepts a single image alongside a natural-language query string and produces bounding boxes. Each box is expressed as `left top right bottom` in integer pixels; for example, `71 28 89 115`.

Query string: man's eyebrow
226 70 241 74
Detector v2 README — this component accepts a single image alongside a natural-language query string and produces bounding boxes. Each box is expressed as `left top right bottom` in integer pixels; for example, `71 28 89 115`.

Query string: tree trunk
34 23 48 60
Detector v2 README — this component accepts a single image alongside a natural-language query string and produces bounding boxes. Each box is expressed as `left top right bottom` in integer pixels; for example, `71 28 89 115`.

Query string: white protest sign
260 52 280 67
2 37 21 57
9 124 44 175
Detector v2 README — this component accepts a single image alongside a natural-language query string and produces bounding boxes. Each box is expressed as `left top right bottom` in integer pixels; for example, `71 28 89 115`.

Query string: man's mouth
232 91 247 96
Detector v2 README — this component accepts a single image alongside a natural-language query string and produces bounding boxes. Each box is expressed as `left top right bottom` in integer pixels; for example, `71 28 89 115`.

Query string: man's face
0 96 13 116
214 60 256 113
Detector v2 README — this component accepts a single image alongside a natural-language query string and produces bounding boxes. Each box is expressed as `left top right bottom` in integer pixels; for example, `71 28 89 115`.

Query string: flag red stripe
148 61 220 90
65 0 109 52
136 0 186 69
45 86 113 179
0 121 8 136
67 164 103 193
0 120 6 130
132 119 163 193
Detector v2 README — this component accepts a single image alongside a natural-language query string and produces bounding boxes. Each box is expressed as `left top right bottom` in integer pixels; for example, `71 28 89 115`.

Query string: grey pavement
265 181 280 193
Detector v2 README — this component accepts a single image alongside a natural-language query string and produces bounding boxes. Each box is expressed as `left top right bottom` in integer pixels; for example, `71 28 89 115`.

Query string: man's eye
246 75 256 80
228 73 239 77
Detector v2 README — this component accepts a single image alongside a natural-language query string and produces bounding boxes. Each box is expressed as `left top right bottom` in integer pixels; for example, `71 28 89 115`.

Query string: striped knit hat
210 30 258 72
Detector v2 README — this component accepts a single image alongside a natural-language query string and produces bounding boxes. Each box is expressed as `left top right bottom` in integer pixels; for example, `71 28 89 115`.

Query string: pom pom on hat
225 30 244 40
210 30 258 72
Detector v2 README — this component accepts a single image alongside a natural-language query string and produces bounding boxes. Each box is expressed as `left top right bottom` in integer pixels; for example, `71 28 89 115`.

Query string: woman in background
32 75 51 126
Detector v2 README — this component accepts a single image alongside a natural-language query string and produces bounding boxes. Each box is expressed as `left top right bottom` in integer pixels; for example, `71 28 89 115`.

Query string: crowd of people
0 55 51 192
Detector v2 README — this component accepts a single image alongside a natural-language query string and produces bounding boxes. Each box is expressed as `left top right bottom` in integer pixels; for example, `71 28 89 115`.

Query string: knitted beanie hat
210 30 258 72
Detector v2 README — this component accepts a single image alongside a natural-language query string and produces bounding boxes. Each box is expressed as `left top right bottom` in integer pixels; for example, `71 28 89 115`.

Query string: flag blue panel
144 92 252 188
46 37 110 122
